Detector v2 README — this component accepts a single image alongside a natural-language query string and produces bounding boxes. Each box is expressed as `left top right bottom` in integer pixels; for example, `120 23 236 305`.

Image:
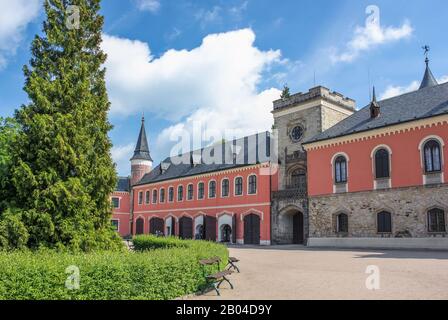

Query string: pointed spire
419 45 438 89
372 86 377 102
131 115 153 162
370 86 380 119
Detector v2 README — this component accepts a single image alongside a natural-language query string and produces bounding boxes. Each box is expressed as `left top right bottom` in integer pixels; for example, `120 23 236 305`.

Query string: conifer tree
1 0 121 251
280 84 291 100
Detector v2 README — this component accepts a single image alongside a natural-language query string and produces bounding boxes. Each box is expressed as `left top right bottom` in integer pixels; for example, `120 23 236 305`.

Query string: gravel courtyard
189 245 448 300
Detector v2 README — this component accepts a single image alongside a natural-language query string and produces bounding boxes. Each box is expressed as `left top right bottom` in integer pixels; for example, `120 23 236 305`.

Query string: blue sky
0 0 447 176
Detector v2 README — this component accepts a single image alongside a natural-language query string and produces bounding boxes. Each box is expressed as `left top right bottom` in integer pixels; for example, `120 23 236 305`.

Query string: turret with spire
369 86 380 119
130 116 153 186
419 45 438 89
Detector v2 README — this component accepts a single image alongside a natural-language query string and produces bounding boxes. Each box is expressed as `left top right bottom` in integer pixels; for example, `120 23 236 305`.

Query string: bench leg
227 262 240 273
213 282 221 296
222 276 234 290
216 279 225 288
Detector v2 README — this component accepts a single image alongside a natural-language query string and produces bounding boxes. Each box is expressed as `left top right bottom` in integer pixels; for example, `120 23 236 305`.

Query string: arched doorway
217 214 232 243
244 213 260 245
135 217 144 235
195 224 204 240
165 216 175 236
150 217 164 236
179 216 193 239
277 208 304 244
221 224 232 243
292 212 304 244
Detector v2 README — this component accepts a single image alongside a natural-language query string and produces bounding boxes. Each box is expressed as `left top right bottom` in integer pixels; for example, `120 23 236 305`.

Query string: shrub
0 239 228 300
133 235 190 250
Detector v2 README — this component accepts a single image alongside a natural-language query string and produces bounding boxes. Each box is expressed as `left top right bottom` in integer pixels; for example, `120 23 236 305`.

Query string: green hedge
133 235 198 250
0 239 228 300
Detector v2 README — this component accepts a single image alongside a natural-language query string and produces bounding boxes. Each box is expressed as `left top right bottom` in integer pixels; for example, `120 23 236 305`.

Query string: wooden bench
226 257 240 273
199 257 234 296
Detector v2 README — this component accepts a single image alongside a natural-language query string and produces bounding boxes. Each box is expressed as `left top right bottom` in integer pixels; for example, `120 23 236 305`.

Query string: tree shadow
227 245 448 260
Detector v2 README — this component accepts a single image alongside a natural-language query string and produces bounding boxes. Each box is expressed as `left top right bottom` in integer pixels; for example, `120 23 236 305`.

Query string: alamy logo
66 5 80 30
168 121 279 175
365 265 380 290
65 265 80 290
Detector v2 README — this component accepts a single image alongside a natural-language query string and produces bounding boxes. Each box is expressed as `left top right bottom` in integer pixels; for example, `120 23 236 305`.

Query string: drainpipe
130 183 134 238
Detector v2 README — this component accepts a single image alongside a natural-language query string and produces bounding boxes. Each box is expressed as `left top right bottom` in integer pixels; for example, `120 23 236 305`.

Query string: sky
0 0 447 176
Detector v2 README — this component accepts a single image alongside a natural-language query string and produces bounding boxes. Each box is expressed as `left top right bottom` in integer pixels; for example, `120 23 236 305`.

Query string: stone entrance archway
276 207 304 244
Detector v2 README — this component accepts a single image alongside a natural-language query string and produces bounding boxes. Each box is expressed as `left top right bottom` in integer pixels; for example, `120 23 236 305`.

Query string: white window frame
197 181 205 200
370 145 393 190
419 136 445 185
111 197 121 209
159 187 166 203
247 174 258 195
177 185 184 202
234 176 244 197
208 180 217 199
221 178 230 198
331 152 350 193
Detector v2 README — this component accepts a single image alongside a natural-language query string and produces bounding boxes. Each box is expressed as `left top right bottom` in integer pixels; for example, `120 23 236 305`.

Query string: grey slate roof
131 118 153 161
116 177 130 192
303 81 448 145
136 132 272 186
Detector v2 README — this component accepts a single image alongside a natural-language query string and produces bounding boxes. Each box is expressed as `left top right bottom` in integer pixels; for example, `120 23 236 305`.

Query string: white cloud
229 1 248 20
195 6 222 28
380 81 419 100
111 143 134 176
134 0 160 13
380 76 448 100
439 75 448 84
0 0 40 69
331 19 413 63
102 28 282 163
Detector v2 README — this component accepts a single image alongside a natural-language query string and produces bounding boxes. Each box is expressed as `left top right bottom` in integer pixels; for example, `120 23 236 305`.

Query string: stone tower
271 86 356 245
130 117 153 186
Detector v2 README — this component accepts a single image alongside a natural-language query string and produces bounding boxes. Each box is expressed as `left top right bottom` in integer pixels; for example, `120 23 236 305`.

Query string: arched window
177 185 183 201
375 149 390 179
334 156 347 183
145 191 150 204
235 177 243 196
377 211 392 233
221 179 230 197
168 187 174 202
337 213 348 233
160 188 165 203
248 175 257 194
424 140 442 173
152 189 158 204
198 182 205 200
209 181 216 198
187 184 194 200
428 208 446 233
291 169 306 189
138 191 143 205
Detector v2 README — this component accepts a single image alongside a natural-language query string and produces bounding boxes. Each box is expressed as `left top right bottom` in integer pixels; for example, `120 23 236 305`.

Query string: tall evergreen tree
1 0 121 251
280 84 291 100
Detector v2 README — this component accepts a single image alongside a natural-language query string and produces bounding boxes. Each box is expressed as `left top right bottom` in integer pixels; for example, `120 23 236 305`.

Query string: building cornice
303 114 448 151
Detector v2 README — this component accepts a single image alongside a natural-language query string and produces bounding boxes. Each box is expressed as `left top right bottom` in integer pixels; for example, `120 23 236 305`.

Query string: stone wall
271 193 308 244
309 184 448 238
321 106 352 132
